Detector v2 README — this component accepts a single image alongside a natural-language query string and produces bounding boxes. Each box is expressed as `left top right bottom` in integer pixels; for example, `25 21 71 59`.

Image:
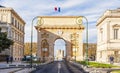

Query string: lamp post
30 16 39 68
77 16 88 66
82 16 88 66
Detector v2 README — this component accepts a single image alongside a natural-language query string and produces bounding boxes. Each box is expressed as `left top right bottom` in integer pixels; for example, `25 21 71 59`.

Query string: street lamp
30 16 39 68
82 16 88 66
77 16 88 66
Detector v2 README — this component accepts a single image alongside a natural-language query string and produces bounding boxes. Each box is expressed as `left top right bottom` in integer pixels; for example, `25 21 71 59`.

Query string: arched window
41 39 49 57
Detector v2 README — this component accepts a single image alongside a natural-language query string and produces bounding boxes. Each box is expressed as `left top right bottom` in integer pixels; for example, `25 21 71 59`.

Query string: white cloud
60 0 86 8
1 0 120 43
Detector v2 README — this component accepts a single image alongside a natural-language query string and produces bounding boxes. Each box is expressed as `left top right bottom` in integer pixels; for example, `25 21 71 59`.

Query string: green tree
0 28 14 53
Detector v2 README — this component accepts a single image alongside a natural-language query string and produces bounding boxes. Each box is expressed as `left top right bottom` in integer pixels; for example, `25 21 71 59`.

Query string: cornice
38 16 81 18
11 9 25 24
96 9 120 26
35 25 84 30
0 7 25 24
96 16 120 26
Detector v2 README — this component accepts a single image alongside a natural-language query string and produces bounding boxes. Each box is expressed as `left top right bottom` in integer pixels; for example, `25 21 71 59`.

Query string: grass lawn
78 61 120 68
111 70 120 73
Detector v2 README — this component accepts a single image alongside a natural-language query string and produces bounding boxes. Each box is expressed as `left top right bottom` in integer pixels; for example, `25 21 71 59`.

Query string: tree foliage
24 43 37 56
0 28 14 52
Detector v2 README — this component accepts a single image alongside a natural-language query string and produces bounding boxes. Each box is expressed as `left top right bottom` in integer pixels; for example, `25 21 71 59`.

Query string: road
31 61 87 73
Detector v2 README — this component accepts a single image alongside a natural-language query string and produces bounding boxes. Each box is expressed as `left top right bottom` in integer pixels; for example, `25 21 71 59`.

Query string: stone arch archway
54 38 66 61
35 16 84 61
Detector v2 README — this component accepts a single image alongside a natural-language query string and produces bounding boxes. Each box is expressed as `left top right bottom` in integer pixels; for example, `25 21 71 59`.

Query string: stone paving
0 68 22 73
0 61 49 73
0 62 30 73
13 68 35 73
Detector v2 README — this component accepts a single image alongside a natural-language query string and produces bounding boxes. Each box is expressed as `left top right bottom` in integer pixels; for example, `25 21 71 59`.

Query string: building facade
55 49 64 61
0 6 25 61
96 8 120 63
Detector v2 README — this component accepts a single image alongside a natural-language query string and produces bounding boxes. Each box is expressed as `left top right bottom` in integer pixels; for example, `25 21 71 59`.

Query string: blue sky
1 0 120 43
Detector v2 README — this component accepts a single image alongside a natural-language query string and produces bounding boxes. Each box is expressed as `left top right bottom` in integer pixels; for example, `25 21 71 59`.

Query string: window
101 31 103 41
15 20 17 27
100 28 103 41
2 15 7 22
18 22 19 29
11 17 14 25
18 23 21 30
17 22 19 29
114 29 119 39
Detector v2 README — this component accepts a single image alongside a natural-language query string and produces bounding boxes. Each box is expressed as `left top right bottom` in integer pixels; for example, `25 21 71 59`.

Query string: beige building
35 16 84 61
96 8 120 63
0 6 25 61
55 49 64 60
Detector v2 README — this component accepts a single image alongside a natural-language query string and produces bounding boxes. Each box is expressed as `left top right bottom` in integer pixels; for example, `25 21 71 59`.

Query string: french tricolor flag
54 7 61 12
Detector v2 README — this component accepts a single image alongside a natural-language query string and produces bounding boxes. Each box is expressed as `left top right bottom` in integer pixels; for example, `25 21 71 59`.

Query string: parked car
22 56 38 61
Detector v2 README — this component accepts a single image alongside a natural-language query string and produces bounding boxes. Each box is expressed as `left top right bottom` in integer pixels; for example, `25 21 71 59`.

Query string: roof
0 5 5 8
35 16 85 30
0 6 25 24
96 8 120 26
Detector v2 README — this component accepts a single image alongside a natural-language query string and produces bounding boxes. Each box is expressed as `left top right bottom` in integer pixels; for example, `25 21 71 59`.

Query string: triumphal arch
35 16 84 61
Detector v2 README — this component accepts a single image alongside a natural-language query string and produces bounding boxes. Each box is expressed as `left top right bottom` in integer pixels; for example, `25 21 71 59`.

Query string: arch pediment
35 25 84 29
35 16 84 29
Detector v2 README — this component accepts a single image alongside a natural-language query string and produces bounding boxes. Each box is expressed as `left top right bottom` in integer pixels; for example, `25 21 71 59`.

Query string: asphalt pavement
31 60 90 73
31 61 70 73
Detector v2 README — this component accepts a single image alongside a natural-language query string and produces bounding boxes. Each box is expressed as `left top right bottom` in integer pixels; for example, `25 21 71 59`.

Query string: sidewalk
0 68 22 73
0 61 35 73
0 61 29 69
0 61 50 73
113 63 120 66
13 68 35 73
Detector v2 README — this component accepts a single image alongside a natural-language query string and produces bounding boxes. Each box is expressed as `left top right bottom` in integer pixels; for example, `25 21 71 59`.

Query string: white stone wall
97 9 120 63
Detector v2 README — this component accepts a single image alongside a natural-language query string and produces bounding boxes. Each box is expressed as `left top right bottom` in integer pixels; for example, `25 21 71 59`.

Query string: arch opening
54 39 66 61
